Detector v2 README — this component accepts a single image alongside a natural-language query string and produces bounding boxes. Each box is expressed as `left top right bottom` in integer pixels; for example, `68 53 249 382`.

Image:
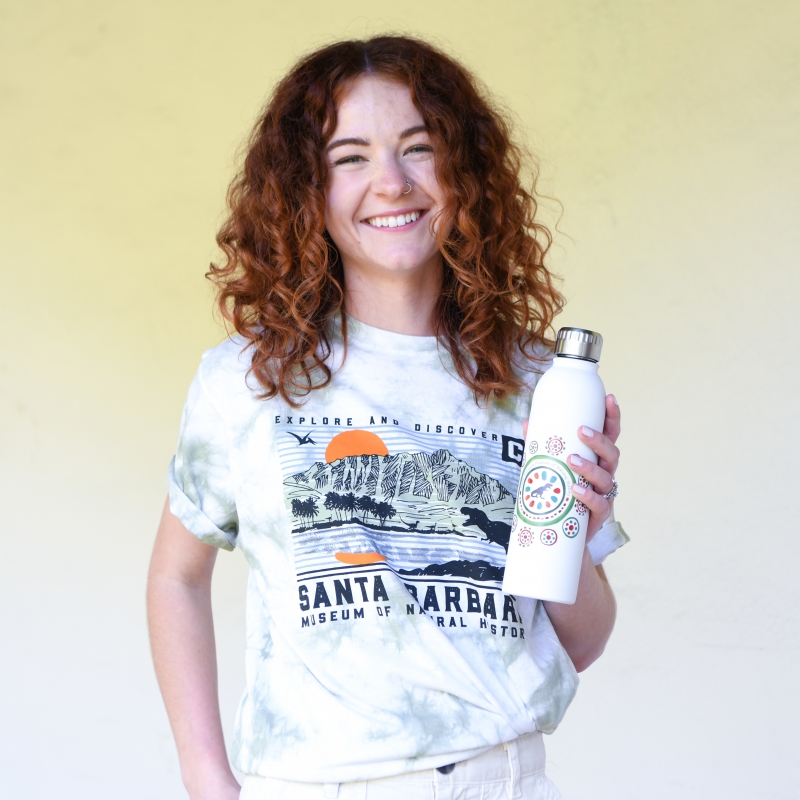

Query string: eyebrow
326 137 370 152
326 125 429 152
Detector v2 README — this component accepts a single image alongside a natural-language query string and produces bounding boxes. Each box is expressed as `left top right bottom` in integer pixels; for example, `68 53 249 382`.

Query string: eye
333 154 365 166
405 144 434 156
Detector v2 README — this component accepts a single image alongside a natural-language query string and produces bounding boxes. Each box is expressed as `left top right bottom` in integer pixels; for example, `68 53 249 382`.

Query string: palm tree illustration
356 495 376 522
291 497 319 528
374 501 397 527
324 491 343 521
341 492 357 520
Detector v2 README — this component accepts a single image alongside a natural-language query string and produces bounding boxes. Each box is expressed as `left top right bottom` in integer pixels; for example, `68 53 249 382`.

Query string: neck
342 258 443 336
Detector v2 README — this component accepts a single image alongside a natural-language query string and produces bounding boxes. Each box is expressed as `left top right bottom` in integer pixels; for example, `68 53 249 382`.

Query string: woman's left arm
541 394 621 672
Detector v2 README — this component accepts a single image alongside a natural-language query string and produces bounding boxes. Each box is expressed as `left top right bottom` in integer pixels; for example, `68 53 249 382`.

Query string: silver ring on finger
602 480 619 499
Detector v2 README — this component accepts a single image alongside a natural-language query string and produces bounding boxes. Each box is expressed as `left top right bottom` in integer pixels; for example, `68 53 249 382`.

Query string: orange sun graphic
326 430 390 566
335 552 387 565
325 429 388 463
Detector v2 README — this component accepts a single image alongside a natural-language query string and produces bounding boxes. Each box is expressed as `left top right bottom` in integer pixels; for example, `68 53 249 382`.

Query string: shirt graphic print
277 418 527 636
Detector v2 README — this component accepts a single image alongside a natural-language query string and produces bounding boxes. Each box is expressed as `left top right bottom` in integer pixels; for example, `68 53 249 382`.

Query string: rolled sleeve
587 511 629 566
167 365 238 550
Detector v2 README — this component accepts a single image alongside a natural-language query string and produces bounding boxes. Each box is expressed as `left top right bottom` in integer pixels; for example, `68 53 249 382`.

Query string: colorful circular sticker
518 528 533 547
516 455 575 526
546 436 565 456
540 529 557 546
562 517 580 538
529 440 538 455
511 516 518 532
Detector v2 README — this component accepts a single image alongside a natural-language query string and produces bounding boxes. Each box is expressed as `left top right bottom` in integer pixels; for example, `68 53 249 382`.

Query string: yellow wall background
2 1 798 797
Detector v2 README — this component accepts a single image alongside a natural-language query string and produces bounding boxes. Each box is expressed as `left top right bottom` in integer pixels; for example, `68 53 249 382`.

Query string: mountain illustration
284 449 514 543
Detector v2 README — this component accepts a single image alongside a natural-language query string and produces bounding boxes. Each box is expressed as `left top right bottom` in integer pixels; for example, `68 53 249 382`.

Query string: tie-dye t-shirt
168 317 627 782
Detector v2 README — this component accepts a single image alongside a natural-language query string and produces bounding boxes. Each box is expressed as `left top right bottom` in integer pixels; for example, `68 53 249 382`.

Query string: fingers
576 424 620 476
603 394 621 444
570 402 620 538
567 453 615 496
571 482 612 539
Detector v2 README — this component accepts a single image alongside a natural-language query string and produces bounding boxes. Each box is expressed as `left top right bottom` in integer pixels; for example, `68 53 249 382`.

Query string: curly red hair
209 35 563 406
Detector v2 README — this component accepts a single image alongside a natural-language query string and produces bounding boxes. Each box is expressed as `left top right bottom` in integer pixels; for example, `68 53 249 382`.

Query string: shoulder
198 334 250 372
193 334 255 407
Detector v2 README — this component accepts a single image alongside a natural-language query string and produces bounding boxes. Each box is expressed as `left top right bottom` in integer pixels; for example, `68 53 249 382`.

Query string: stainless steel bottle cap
555 327 603 362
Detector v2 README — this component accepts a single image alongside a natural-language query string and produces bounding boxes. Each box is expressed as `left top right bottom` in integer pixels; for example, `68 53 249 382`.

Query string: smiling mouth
363 210 424 228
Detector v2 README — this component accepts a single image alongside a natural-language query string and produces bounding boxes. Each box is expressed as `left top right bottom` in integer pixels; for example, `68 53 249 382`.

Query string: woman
147 36 627 800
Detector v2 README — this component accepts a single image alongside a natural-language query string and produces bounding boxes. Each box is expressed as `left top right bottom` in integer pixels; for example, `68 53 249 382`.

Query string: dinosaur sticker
516 455 576 527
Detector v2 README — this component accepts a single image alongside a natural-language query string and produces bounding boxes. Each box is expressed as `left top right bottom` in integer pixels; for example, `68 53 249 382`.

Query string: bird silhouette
287 431 316 446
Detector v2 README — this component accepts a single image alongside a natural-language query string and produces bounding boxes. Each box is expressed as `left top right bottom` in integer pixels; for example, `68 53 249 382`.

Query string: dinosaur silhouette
287 431 317 446
460 506 511 552
527 484 552 500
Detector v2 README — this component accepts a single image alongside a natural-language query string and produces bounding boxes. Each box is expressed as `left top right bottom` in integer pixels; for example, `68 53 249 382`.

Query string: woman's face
324 75 447 284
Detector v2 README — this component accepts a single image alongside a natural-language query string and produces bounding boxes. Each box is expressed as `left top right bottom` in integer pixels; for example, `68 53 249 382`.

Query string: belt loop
323 783 340 799
433 763 449 800
506 739 522 800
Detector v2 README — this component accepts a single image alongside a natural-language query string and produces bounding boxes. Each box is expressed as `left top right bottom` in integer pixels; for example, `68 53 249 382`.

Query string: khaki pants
240 732 563 800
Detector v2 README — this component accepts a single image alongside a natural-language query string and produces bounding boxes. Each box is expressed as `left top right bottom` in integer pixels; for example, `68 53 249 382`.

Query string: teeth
367 211 421 228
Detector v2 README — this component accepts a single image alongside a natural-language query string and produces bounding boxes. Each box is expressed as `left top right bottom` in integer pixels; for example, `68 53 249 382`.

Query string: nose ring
403 178 412 195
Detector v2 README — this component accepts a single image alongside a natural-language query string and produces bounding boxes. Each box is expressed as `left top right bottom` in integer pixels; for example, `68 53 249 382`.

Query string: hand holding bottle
564 396 621 540
521 395 620 542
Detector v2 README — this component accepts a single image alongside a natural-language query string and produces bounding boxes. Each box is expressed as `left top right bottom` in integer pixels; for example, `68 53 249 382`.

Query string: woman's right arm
147 498 241 800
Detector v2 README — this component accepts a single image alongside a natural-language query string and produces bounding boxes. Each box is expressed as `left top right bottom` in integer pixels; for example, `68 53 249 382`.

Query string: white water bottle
503 327 606 604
